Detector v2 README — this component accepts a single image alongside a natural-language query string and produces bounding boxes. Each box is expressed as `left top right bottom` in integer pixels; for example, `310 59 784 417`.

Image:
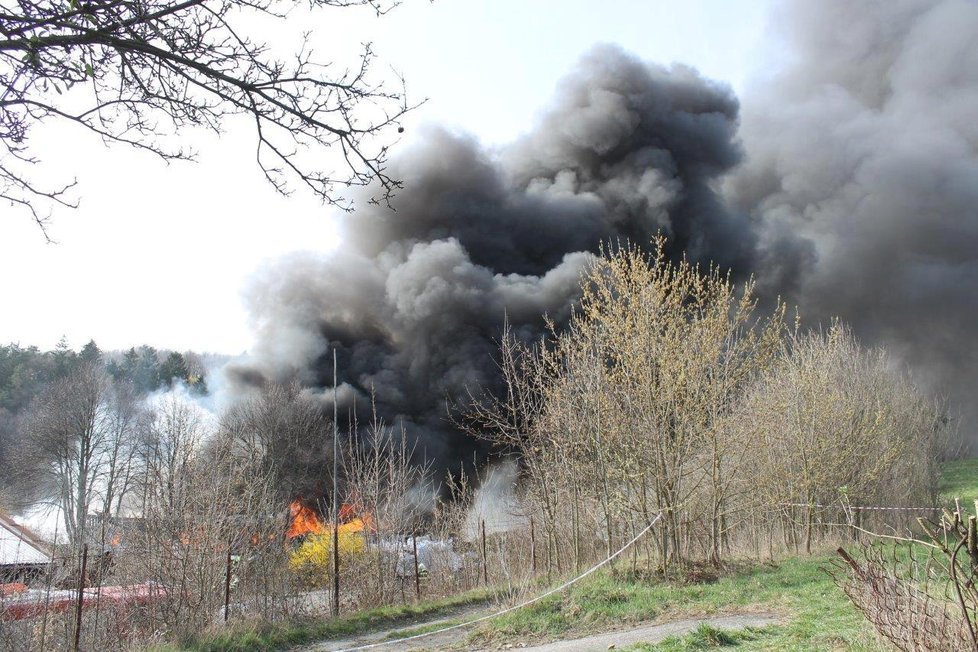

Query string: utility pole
332 348 340 617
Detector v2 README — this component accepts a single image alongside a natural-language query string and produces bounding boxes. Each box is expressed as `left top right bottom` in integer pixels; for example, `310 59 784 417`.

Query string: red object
0 583 27 597
1 583 166 621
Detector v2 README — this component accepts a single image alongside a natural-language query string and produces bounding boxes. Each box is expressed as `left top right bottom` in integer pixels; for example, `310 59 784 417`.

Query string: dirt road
304 612 779 651
517 613 779 651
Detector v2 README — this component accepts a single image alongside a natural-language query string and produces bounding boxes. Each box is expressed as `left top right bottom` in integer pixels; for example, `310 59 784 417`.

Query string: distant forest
0 340 213 508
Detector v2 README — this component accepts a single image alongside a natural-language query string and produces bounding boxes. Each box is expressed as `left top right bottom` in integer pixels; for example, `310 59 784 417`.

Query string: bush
288 529 367 587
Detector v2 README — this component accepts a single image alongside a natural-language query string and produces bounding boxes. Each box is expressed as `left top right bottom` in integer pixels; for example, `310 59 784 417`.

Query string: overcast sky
0 0 777 354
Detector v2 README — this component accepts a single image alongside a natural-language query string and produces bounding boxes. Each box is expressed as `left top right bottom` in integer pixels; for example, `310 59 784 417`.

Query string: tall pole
331 348 340 617
73 544 88 652
412 532 421 601
223 546 232 622
481 519 488 586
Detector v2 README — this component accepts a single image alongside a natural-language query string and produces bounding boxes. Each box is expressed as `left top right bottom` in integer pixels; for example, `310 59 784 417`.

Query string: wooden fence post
224 547 233 622
73 544 88 652
530 517 536 575
412 534 421 601
481 519 489 586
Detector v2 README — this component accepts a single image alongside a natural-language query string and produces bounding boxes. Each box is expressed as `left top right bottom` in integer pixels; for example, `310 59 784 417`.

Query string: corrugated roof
0 514 53 567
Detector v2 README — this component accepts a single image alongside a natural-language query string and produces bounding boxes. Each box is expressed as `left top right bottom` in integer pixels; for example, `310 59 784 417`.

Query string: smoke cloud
234 0 978 469
233 44 748 466
731 0 978 421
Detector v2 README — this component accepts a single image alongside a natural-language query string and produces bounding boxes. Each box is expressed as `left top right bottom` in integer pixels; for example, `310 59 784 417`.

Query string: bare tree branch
0 0 419 233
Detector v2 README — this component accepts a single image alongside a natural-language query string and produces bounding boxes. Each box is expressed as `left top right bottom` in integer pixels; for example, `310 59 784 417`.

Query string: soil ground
303 609 779 651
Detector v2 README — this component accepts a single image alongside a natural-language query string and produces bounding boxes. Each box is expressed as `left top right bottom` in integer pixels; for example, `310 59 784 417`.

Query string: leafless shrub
736 325 949 552
463 237 788 573
834 502 978 651
462 236 948 578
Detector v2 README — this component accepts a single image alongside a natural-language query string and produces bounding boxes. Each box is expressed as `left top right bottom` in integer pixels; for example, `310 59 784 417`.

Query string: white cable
331 511 664 652
779 502 942 512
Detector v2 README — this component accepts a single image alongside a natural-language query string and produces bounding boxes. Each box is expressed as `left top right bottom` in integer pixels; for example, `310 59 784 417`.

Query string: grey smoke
235 0 978 467
234 44 748 465
731 0 978 422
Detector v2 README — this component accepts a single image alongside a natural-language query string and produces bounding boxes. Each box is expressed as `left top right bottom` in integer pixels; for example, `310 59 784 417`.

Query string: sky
0 0 778 355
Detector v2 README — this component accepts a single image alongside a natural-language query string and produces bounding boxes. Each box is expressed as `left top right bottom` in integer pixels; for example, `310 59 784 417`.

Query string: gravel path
517 613 780 651
301 611 779 651
302 605 491 651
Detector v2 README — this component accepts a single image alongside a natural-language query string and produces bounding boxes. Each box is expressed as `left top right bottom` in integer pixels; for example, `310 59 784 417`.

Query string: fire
286 500 375 540
287 500 326 539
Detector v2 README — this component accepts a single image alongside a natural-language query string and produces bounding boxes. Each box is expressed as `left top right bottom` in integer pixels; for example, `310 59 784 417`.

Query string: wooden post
481 519 489 586
573 486 581 574
751 510 759 560
72 544 88 652
546 524 552 583
331 348 340 618
412 533 421 601
223 547 232 622
529 516 537 575
805 504 813 555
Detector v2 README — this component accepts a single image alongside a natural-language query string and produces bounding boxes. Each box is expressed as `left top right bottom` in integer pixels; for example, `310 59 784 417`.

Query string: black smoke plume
231 44 749 467
233 0 978 473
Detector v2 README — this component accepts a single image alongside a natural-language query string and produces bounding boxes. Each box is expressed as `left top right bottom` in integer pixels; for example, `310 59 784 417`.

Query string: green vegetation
476 500 972 651
469 555 881 651
939 457 978 507
156 555 880 652
639 623 756 651
0 340 206 417
155 588 492 652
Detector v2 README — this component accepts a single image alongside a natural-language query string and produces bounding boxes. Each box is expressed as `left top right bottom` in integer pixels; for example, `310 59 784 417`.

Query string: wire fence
0 497 955 651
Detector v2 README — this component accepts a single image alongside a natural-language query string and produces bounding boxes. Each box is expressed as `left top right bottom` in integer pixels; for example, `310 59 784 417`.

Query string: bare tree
551 239 784 569
737 325 947 553
129 403 289 637
0 0 416 235
458 320 568 574
219 379 333 502
137 392 207 519
464 238 787 572
22 361 144 549
340 401 435 605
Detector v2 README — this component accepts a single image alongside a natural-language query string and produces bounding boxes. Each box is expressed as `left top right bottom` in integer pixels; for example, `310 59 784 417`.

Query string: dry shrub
463 237 948 574
288 530 368 587
834 503 978 651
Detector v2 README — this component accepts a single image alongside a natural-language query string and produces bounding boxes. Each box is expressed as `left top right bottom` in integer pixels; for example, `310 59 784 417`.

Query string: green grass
633 623 758 650
939 457 978 508
468 555 881 651
153 587 492 652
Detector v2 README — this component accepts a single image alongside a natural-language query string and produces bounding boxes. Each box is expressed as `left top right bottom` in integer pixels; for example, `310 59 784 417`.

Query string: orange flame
286 500 326 539
286 500 375 539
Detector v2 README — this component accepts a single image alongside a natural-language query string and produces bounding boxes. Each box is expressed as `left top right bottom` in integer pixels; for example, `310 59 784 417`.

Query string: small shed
0 513 53 584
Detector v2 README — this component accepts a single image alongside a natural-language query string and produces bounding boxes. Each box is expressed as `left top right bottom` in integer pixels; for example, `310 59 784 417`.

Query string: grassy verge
156 587 492 652
939 457 978 507
635 623 761 651
468 554 881 651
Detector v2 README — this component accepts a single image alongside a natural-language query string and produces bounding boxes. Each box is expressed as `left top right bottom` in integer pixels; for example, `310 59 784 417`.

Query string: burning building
285 500 375 542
